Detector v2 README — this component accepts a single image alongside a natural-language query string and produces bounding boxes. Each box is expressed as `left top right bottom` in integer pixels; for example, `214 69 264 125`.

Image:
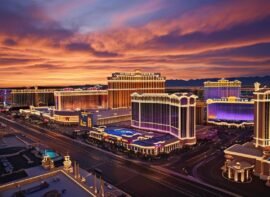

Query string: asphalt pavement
0 115 238 197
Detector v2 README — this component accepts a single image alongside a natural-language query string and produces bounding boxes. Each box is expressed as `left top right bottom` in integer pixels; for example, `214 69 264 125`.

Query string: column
139 102 141 128
241 171 244 182
228 168 231 179
74 161 77 179
234 171 238 182
94 174 97 193
77 164 80 179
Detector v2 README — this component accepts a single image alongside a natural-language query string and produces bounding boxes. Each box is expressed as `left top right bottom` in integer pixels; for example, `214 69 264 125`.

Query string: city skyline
1 0 270 87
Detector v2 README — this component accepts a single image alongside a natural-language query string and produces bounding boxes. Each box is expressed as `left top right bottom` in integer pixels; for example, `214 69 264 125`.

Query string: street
0 115 237 197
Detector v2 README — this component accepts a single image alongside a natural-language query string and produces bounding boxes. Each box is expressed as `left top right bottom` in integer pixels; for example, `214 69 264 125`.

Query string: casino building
54 89 108 111
207 97 254 127
222 87 270 186
88 127 181 156
131 92 197 145
11 87 55 107
204 78 241 100
107 70 165 109
79 108 131 127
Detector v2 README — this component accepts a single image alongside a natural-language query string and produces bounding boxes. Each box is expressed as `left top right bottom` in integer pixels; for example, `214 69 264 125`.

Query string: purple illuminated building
0 89 11 106
131 92 197 145
204 79 241 100
207 97 254 127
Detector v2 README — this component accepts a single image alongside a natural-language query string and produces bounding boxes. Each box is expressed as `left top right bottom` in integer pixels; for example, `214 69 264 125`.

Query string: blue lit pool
43 149 59 159
104 127 137 137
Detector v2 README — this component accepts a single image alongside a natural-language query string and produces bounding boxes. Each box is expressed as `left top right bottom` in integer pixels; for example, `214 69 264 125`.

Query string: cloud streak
0 0 270 87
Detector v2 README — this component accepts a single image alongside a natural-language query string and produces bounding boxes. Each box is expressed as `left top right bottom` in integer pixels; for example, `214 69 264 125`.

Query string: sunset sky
1 0 270 87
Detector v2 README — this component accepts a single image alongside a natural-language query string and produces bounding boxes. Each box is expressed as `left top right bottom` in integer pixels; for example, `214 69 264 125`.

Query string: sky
0 0 270 87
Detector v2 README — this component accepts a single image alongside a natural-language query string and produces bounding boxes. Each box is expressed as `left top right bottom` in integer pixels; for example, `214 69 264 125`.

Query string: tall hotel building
11 87 55 107
207 97 254 127
131 92 197 145
254 88 270 147
107 70 165 109
54 89 108 111
204 78 241 100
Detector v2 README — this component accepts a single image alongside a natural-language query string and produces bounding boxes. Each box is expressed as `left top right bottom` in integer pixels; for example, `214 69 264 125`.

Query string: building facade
131 92 197 145
207 97 254 127
107 70 165 109
254 88 270 147
204 79 241 100
11 88 55 107
54 89 108 111
79 108 131 127
196 100 206 125
88 127 181 156
0 89 11 106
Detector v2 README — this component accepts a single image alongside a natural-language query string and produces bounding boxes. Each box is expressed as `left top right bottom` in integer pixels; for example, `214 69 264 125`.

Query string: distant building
206 97 254 127
11 87 55 107
204 79 241 100
222 86 270 186
53 110 80 125
131 92 197 145
0 89 11 106
54 89 108 111
107 70 165 109
79 108 131 127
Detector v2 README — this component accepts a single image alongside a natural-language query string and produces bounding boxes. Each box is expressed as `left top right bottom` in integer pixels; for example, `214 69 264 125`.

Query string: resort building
19 106 80 125
79 108 131 127
222 86 270 186
54 89 108 111
88 127 181 156
53 110 80 125
11 87 55 107
107 70 165 109
131 92 197 145
206 97 254 127
204 79 241 100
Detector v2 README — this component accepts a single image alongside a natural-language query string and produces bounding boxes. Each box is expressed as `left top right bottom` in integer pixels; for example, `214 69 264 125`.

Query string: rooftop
132 134 178 147
0 170 94 197
104 127 138 137
90 108 131 121
225 142 263 158
254 87 270 94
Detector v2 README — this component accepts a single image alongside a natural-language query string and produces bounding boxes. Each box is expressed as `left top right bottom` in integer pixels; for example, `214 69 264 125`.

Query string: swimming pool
104 127 138 137
43 149 59 159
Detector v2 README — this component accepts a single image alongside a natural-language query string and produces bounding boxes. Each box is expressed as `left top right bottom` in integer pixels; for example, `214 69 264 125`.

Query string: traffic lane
97 161 191 197
196 153 270 197
119 175 190 197
108 156 227 197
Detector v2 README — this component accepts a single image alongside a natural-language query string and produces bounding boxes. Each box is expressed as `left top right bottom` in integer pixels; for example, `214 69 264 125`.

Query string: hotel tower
254 88 270 147
107 70 165 109
204 78 241 100
131 92 197 145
